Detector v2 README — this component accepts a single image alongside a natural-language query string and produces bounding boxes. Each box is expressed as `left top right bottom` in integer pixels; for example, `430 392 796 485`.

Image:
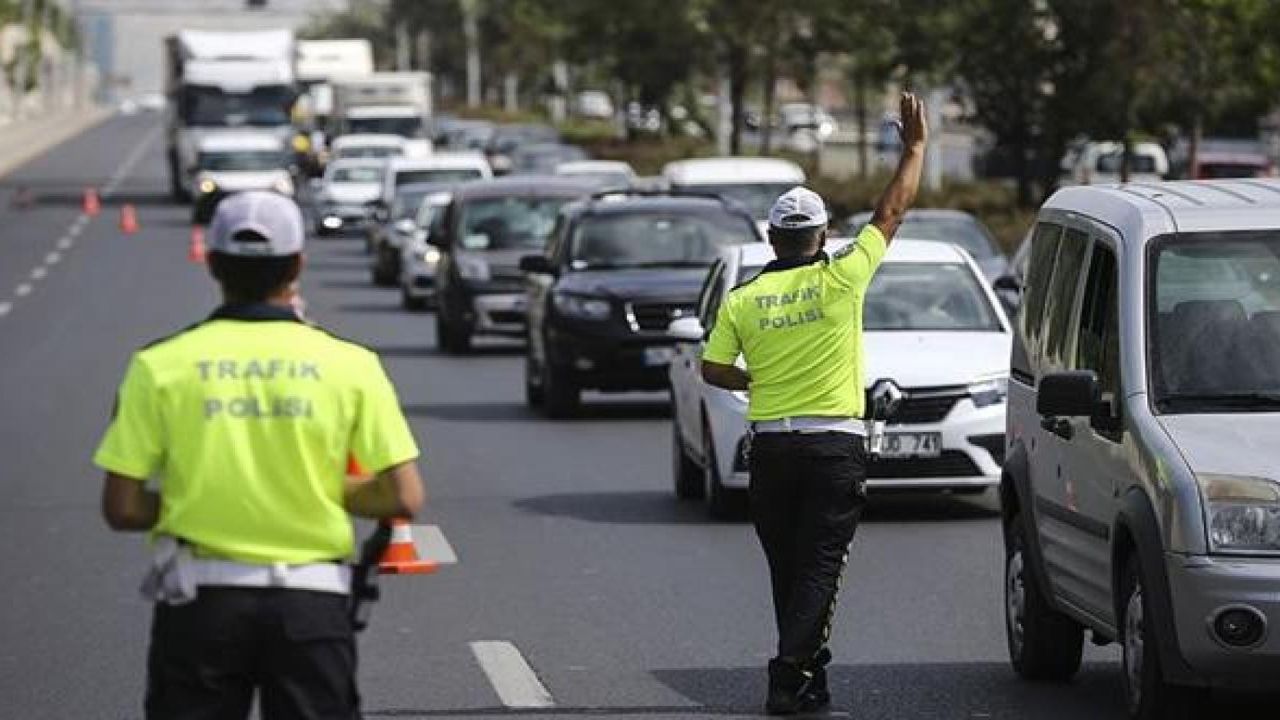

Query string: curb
0 107 114 180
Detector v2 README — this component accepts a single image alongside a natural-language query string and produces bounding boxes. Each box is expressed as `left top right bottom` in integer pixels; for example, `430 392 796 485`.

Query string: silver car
1004 179 1280 718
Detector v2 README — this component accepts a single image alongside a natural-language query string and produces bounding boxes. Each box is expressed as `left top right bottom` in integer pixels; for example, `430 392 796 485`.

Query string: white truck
164 29 297 201
295 39 375 142
329 72 433 142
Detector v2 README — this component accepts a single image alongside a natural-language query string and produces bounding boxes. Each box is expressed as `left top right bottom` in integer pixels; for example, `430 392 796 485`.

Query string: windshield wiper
1158 392 1280 411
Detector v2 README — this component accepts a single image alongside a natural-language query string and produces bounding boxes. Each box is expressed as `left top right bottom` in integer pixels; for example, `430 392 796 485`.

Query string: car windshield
570 212 757 270
683 182 797 220
330 166 382 183
864 263 1002 331
348 116 422 137
894 216 999 258
337 146 399 159
198 150 286 172
395 168 483 186
1150 232 1280 412
181 86 292 127
459 196 572 250
391 189 433 219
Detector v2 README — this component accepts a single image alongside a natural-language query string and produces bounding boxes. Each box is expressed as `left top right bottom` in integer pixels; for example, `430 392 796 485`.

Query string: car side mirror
394 218 417 235
993 275 1022 293
519 255 555 275
1037 371 1100 417
667 316 705 342
425 230 449 249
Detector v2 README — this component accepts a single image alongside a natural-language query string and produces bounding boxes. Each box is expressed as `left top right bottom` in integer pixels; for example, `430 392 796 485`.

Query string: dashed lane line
56 237 72 250
45 252 61 265
14 283 32 297
100 123 161 199
411 524 458 565
30 267 47 280
470 641 555 709
0 302 10 317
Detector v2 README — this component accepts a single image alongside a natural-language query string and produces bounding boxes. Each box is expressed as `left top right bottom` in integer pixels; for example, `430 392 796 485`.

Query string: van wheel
1121 557 1207 720
672 416 704 500
1005 514 1084 681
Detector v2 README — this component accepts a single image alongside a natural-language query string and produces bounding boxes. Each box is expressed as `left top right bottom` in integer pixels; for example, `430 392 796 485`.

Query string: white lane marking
14 283 32 297
57 237 73 250
68 223 83 237
45 251 61 265
0 302 10 317
470 641 555 709
30 267 47 280
99 124 161 199
411 525 458 565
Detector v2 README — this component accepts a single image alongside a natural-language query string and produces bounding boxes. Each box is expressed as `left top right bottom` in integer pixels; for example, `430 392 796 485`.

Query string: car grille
630 302 696 332
489 310 525 325
869 451 981 479
866 386 966 425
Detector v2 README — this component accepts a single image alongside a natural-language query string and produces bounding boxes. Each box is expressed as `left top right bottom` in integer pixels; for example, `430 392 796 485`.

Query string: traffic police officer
701 92 927 715
95 190 425 719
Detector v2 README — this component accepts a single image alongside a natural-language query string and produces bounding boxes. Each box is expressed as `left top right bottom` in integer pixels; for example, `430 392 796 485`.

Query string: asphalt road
0 115 1267 719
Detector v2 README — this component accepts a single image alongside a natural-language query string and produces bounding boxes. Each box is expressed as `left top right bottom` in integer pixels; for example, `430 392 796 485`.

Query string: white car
661 156 805 228
669 238 1013 517
191 132 293 223
554 159 636 188
378 153 493 208
398 190 453 310
314 158 385 235
1060 140 1169 186
328 133 407 162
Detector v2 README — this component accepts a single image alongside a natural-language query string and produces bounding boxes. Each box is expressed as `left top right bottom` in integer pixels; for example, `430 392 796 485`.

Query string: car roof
331 134 404 149
556 160 635 176
328 157 386 170
1043 179 1280 238
197 133 283 152
662 156 805 185
387 152 489 171
733 238 969 268
450 175 599 201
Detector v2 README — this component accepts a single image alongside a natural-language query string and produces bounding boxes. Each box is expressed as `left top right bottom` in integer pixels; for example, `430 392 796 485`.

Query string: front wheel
1005 514 1084 681
401 287 427 312
1121 557 1207 720
704 417 744 520
542 360 579 419
524 350 544 408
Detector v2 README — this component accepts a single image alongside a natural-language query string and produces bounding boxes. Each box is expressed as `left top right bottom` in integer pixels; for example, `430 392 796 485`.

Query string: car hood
863 331 1011 388
324 183 381 204
554 267 709 302
1158 414 1280 478
201 170 287 191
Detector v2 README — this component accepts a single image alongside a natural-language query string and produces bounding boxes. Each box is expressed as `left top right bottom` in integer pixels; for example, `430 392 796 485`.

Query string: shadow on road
333 301 406 315
515 490 711 525
305 259 369 272
403 399 668 424
860 491 1000 523
320 278 379 290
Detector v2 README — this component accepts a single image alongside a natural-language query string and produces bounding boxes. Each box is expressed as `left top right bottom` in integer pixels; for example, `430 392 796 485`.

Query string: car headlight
553 293 612 321
456 256 491 281
423 248 441 264
198 178 217 195
969 374 1009 408
272 177 294 196
1199 474 1280 554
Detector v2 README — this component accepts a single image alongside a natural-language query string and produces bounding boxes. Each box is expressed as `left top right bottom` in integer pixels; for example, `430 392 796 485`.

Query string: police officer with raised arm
95 190 425 719
700 92 927 715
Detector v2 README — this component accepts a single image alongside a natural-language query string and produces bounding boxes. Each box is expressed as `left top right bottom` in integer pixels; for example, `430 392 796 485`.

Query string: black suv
521 191 760 416
429 176 598 353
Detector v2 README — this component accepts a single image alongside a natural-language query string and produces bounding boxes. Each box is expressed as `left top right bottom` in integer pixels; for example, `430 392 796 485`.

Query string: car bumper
401 258 439 300
1166 553 1280 688
316 209 369 233
715 399 1006 491
469 292 527 336
548 328 678 392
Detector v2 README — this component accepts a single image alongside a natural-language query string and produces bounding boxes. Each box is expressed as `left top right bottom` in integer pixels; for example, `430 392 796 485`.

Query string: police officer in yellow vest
95 191 425 719
701 93 927 715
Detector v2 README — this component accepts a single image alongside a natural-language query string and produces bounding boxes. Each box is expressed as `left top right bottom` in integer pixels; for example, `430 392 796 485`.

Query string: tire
672 414 704 500
542 360 579 419
1005 514 1084 681
401 287 427 311
1121 557 1207 720
524 351 544 408
373 250 397 287
703 416 744 520
167 151 189 203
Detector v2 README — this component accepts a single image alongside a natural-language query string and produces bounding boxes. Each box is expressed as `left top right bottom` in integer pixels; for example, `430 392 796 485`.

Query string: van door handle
1040 416 1074 440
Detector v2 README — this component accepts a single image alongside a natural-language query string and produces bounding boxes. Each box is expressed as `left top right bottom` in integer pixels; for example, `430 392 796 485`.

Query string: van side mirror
1037 371 1099 417
993 275 1021 293
667 316 704 342
519 255 555 275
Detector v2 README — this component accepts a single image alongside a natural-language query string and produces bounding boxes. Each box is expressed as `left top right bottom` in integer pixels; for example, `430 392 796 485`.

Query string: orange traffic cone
82 187 100 216
378 518 437 575
187 226 206 263
119 204 139 234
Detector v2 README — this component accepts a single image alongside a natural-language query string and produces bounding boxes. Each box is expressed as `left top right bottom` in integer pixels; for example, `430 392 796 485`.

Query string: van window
1017 223 1062 372
1041 228 1090 371
1076 243 1120 404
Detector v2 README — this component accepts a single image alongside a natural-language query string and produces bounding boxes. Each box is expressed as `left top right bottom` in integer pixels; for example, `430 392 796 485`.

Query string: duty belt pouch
140 535 199 606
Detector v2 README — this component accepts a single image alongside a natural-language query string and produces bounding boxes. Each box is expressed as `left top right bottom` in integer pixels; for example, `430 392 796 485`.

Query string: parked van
1060 141 1169 186
661 157 805 226
1003 180 1280 719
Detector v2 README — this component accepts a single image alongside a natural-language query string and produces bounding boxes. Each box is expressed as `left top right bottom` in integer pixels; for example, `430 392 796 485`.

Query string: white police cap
767 186 829 230
207 191 306 257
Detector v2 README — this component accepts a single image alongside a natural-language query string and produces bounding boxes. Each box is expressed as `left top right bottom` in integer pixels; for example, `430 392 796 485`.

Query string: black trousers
146 587 359 720
748 431 868 667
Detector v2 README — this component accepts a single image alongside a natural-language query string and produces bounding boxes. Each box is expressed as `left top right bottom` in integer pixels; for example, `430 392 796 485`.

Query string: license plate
880 432 942 459
643 347 676 366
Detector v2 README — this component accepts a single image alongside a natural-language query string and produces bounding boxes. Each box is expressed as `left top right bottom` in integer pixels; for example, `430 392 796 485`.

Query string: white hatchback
669 238 1013 516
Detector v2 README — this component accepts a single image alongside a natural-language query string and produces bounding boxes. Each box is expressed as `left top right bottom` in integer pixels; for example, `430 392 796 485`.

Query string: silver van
1002 180 1280 718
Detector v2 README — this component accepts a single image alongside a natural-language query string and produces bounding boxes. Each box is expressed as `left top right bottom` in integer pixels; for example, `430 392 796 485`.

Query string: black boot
797 647 832 713
765 658 813 715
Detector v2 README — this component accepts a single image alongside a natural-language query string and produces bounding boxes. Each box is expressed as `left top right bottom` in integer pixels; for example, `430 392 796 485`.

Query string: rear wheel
1121 556 1207 720
1005 514 1084 681
401 287 427 311
703 416 744 520
672 415 704 500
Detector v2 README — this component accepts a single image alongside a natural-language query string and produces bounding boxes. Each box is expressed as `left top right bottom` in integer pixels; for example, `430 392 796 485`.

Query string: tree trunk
760 36 778 154
1187 111 1203 179
727 43 748 156
1014 134 1034 208
855 70 868 178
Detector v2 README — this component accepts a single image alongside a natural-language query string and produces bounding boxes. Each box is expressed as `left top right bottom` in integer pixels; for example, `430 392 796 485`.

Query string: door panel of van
1055 237 1123 625
1031 227 1099 615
